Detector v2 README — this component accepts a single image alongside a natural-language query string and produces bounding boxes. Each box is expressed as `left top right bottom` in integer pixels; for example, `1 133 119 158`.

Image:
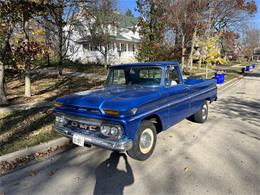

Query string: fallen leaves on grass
0 154 34 175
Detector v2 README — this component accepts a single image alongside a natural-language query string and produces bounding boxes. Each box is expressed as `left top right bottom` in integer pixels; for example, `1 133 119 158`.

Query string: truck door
165 65 190 127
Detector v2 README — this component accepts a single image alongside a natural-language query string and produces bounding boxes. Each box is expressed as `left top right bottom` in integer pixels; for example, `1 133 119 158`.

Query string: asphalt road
1 70 260 195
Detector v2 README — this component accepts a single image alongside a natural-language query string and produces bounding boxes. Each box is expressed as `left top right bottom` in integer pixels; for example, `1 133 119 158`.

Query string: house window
70 45 75 53
90 44 98 51
108 43 113 51
112 42 115 51
83 43 90 51
121 43 126 51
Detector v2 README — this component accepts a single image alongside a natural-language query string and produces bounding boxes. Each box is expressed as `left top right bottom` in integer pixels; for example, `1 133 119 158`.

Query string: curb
218 66 259 92
217 75 244 92
0 137 74 176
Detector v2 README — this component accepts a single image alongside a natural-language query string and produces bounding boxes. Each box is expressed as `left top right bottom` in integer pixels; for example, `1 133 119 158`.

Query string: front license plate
73 134 85 147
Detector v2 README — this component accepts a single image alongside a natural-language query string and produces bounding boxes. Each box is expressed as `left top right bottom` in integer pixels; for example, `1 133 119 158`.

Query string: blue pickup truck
53 61 217 160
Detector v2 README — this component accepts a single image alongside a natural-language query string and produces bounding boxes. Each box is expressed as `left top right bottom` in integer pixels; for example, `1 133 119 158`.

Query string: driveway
1 70 260 195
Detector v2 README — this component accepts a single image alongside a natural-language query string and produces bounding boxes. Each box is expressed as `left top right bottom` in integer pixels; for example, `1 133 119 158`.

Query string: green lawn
2 62 107 156
0 106 60 156
33 59 108 74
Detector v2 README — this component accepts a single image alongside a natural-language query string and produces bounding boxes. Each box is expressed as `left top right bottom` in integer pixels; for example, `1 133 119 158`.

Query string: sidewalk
0 102 51 113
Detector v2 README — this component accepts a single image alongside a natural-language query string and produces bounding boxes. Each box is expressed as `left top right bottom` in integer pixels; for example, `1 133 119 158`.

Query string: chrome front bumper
53 125 133 151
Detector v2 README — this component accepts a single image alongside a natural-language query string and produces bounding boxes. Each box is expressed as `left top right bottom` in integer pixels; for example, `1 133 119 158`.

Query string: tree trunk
0 62 7 105
58 27 63 76
47 53 50 66
24 54 31 97
104 46 108 69
181 34 185 70
58 57 63 76
22 19 32 97
198 55 202 69
0 23 13 105
188 26 198 75
58 9 63 76
25 68 31 97
206 62 209 79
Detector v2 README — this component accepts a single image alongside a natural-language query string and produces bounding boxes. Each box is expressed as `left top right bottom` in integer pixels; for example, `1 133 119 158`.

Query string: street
1 70 260 195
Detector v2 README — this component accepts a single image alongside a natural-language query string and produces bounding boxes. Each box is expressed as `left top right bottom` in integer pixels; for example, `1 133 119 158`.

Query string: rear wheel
193 101 208 123
127 120 157 161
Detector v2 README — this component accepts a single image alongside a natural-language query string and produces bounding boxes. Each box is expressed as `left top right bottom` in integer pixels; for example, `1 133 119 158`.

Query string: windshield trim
106 65 163 87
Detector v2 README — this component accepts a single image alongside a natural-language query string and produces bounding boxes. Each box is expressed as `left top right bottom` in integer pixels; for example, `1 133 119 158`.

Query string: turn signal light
53 102 63 108
104 109 120 116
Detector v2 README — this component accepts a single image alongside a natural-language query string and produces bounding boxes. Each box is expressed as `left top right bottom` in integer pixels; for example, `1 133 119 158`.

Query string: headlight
100 125 122 139
55 116 67 126
100 126 111 136
110 127 119 136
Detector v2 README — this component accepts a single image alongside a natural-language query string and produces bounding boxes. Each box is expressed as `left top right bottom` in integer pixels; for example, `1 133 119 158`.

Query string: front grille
67 120 100 132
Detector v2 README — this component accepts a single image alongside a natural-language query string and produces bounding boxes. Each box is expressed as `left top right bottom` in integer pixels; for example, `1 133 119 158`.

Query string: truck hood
55 85 162 113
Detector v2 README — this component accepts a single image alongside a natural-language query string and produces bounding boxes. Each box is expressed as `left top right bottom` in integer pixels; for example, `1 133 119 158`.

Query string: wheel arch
141 114 163 134
206 96 216 103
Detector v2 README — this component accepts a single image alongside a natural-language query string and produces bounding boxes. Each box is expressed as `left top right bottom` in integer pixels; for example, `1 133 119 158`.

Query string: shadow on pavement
212 96 260 127
93 152 134 195
245 71 260 78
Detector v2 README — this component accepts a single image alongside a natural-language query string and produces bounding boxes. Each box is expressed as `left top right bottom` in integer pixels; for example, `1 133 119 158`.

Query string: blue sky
252 0 260 28
117 0 260 28
117 0 139 16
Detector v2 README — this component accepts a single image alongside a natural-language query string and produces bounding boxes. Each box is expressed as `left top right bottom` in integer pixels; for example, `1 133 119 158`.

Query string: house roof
76 33 140 43
116 34 140 42
119 15 139 28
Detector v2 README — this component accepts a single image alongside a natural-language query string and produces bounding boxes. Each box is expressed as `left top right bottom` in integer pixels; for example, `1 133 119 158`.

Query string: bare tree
0 22 13 105
165 0 191 69
242 26 260 61
43 0 82 75
136 0 169 61
11 1 49 97
75 0 119 68
0 0 18 105
209 0 257 32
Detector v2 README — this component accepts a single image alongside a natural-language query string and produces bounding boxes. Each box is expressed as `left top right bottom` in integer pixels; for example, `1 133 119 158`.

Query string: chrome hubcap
202 104 207 119
139 128 154 154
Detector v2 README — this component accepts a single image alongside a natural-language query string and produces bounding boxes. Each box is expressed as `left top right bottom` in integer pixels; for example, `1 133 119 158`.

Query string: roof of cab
111 61 180 68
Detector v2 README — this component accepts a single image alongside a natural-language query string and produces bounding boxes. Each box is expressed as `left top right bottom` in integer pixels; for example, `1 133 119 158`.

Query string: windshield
106 66 162 86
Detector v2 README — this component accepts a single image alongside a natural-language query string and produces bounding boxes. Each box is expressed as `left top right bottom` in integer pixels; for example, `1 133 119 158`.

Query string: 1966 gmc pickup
53 61 217 160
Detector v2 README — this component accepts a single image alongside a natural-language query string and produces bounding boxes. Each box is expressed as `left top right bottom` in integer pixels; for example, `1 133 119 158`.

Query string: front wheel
127 120 157 161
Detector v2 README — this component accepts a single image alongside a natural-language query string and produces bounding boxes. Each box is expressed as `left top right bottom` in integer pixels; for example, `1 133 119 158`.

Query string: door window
165 66 180 86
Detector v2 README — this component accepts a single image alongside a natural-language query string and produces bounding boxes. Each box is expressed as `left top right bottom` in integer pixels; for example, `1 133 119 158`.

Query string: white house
253 47 260 62
65 8 141 65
